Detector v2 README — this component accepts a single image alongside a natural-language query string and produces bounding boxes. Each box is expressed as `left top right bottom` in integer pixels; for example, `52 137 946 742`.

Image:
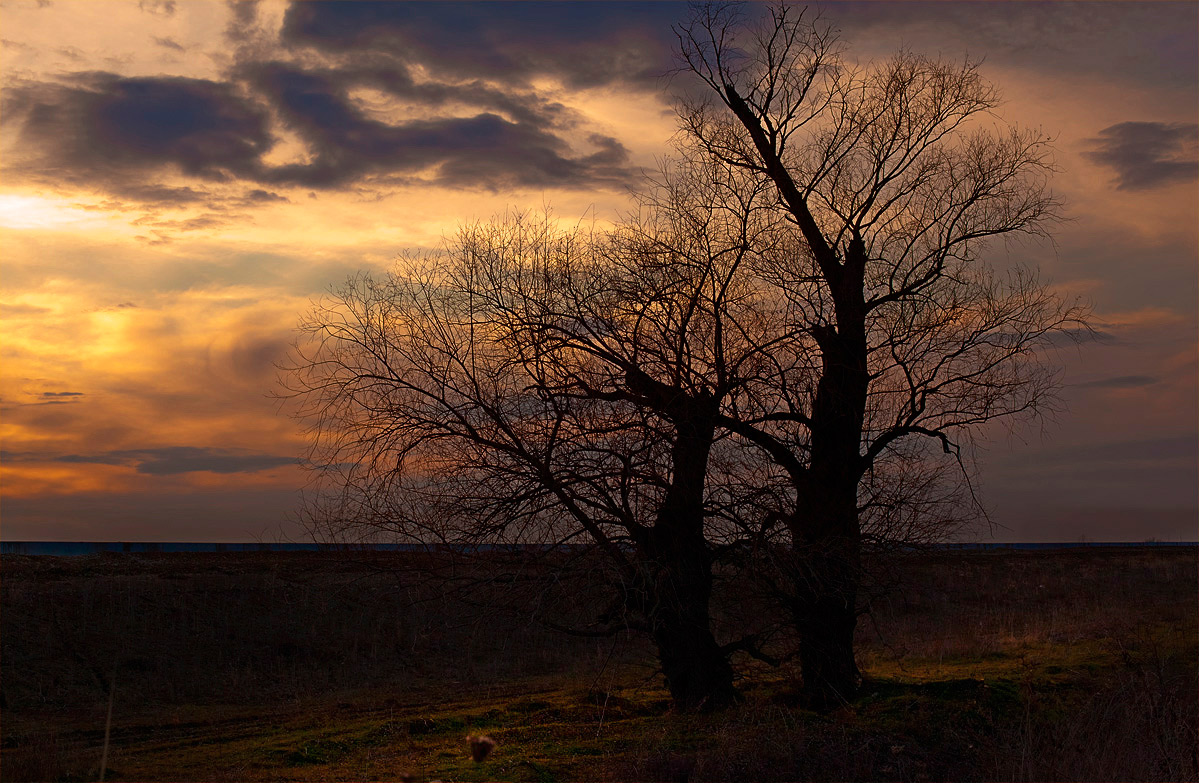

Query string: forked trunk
792 277 868 709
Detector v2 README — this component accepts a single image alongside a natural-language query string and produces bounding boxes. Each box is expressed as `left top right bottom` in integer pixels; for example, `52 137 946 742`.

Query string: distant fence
1 540 1196 556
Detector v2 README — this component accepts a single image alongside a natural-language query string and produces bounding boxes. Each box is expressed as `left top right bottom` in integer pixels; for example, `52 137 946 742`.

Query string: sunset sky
1 1 1195 543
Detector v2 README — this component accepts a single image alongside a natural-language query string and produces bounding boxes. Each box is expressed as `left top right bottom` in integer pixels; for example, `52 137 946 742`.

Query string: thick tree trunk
790 243 869 710
644 572 738 712
632 398 737 712
639 521 738 712
787 522 861 711
719 78 874 709
652 615 737 712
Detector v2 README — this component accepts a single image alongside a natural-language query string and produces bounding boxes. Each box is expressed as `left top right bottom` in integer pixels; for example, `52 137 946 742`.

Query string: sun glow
0 194 111 230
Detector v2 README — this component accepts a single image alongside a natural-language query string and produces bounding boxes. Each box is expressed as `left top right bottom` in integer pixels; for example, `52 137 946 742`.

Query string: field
2 547 1195 782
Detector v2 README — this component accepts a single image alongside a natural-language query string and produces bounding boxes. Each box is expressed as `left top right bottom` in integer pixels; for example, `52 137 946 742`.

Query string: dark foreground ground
2 547 1196 782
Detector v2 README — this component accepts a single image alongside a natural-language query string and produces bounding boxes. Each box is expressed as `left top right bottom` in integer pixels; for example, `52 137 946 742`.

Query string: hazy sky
1 1 1195 542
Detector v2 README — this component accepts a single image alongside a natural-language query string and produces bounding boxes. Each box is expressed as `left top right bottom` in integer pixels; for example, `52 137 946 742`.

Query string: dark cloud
227 0 259 33
244 188 286 203
153 36 185 52
4 57 635 202
46 446 296 475
1074 375 1158 389
280 1 683 90
1083 122 1199 191
240 60 632 190
41 391 84 397
2 2 675 205
825 2 1198 90
3 72 274 195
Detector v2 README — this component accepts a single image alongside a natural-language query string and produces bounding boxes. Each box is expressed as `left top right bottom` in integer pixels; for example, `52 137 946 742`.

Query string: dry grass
2 547 1195 782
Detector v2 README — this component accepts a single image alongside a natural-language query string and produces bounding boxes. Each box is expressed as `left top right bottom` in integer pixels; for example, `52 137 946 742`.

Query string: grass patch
3 548 1195 781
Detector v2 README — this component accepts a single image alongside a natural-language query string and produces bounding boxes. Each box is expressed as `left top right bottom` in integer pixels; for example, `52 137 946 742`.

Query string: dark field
2 547 1195 782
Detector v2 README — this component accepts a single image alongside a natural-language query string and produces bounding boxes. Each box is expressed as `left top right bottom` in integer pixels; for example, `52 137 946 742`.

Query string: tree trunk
638 519 738 712
633 398 737 712
787 522 861 711
790 247 869 710
651 608 738 712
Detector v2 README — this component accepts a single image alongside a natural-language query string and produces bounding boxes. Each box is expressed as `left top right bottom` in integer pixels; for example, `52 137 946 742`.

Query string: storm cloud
240 60 632 190
1084 121 1199 190
0 1 677 205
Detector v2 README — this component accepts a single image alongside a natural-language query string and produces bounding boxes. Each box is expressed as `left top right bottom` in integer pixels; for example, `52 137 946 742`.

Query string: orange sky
1 1 1195 541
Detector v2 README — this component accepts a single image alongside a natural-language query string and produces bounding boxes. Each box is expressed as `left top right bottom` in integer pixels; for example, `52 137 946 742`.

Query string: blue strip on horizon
1 541 1196 556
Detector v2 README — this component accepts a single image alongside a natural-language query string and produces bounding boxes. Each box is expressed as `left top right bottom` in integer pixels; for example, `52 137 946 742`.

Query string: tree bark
787 241 869 710
633 399 738 712
786 517 862 711
639 520 738 712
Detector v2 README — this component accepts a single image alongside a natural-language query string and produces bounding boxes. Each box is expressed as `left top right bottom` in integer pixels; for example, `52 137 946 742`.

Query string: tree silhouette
676 2 1089 707
285 2 1089 714
283 163 798 710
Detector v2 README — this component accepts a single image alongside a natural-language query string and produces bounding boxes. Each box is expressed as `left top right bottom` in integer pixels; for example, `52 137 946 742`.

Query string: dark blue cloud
241 60 631 189
1084 122 1199 191
2 1 690 203
5 58 635 198
280 1 684 90
89 76 271 177
29 447 298 475
4 72 272 192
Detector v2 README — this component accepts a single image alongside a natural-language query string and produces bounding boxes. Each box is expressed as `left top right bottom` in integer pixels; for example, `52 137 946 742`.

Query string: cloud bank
1 1 685 207
1084 122 1199 191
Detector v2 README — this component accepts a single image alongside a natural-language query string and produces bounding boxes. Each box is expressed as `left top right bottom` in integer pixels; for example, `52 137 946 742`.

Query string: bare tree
676 2 1090 707
283 157 800 710
285 3 1088 713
